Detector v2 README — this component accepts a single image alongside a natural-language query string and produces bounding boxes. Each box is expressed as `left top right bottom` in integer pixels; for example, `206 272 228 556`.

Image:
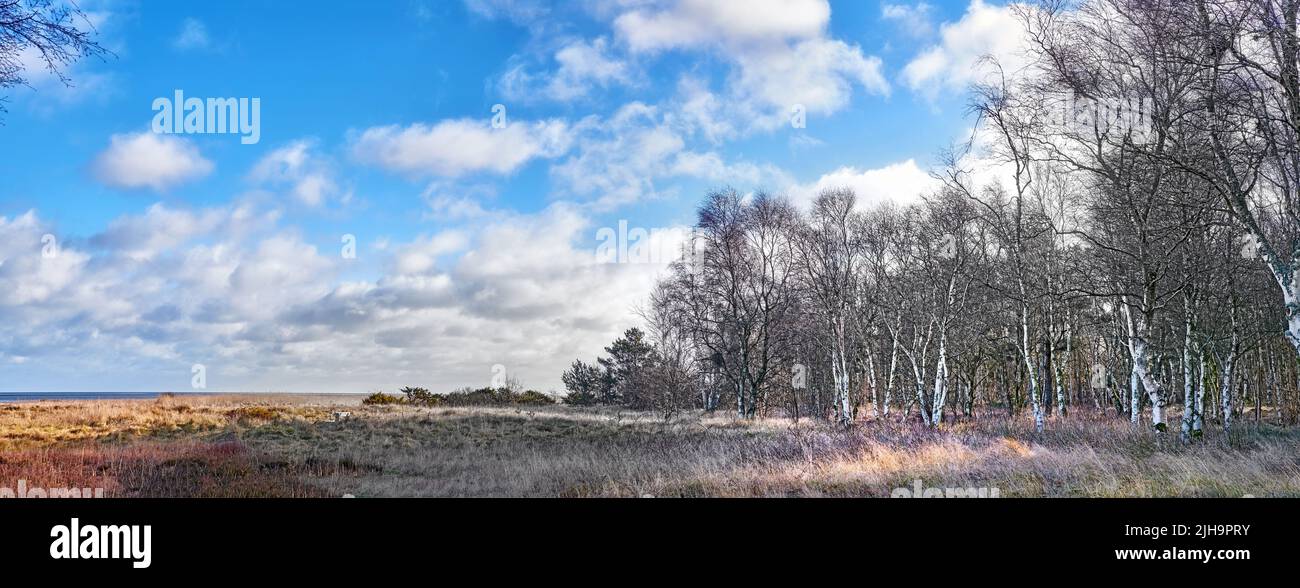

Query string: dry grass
0 441 330 497
2 396 1298 497
0 394 345 450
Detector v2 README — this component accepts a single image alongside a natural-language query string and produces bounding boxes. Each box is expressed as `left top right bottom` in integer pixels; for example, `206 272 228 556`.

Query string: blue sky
0 0 1022 393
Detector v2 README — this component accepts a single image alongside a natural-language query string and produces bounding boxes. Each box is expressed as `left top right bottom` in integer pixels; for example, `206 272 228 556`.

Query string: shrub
444 387 501 405
514 390 556 405
563 390 597 406
389 386 553 407
362 392 402 405
561 360 605 406
400 387 442 406
226 406 281 422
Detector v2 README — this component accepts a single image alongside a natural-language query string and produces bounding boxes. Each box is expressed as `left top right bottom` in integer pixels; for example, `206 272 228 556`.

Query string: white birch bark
931 332 949 427
1181 295 1196 441
883 313 901 417
1122 298 1168 431
865 349 879 418
1020 298 1044 433
1194 349 1205 434
1054 320 1070 418
831 341 852 425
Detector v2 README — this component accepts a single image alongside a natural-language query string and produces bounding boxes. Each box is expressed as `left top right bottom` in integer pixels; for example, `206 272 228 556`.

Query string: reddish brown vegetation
0 439 330 498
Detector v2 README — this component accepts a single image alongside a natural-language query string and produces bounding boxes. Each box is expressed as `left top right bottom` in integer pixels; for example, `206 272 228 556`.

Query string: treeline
560 327 696 418
363 386 555 407
564 0 1300 437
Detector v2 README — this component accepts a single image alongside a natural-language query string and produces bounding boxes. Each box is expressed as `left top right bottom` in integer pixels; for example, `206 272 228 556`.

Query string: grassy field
1 395 1298 497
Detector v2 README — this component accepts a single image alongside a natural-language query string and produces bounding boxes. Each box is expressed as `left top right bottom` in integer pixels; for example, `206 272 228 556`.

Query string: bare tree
792 188 867 425
0 0 107 117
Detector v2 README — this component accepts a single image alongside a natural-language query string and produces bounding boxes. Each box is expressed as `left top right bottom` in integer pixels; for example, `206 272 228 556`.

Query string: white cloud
550 102 791 208
351 119 572 178
249 140 342 207
91 203 227 261
92 132 214 191
607 0 888 133
392 232 470 275
0 212 89 306
500 37 633 101
670 151 792 188
732 38 889 118
552 119 683 208
421 182 496 221
902 0 1027 100
0 203 670 393
489 0 884 134
173 18 210 50
614 0 830 52
882 2 935 39
672 77 738 143
547 37 631 99
792 159 939 210
463 0 549 23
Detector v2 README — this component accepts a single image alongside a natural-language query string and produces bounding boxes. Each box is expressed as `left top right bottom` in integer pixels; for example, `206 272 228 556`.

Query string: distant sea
0 392 208 403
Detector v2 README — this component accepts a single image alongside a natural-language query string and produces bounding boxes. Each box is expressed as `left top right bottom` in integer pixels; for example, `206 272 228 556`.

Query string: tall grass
2 397 1297 497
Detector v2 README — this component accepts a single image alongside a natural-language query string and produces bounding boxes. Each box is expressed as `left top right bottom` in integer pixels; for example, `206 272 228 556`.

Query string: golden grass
0 394 346 450
2 396 1298 497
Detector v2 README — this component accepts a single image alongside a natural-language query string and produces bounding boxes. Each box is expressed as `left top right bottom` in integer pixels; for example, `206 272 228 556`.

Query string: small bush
448 387 502 405
392 386 554 406
226 406 281 422
362 392 402 405
514 390 556 405
400 387 442 406
563 391 597 406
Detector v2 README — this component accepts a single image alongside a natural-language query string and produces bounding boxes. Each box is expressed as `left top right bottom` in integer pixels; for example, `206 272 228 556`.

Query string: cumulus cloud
351 119 572 178
614 0 830 52
487 0 884 136
732 38 889 118
792 159 939 211
608 0 887 133
551 102 792 208
391 231 470 275
0 202 672 393
902 0 1028 100
0 212 88 307
91 203 229 261
91 132 214 191
0 204 310 385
